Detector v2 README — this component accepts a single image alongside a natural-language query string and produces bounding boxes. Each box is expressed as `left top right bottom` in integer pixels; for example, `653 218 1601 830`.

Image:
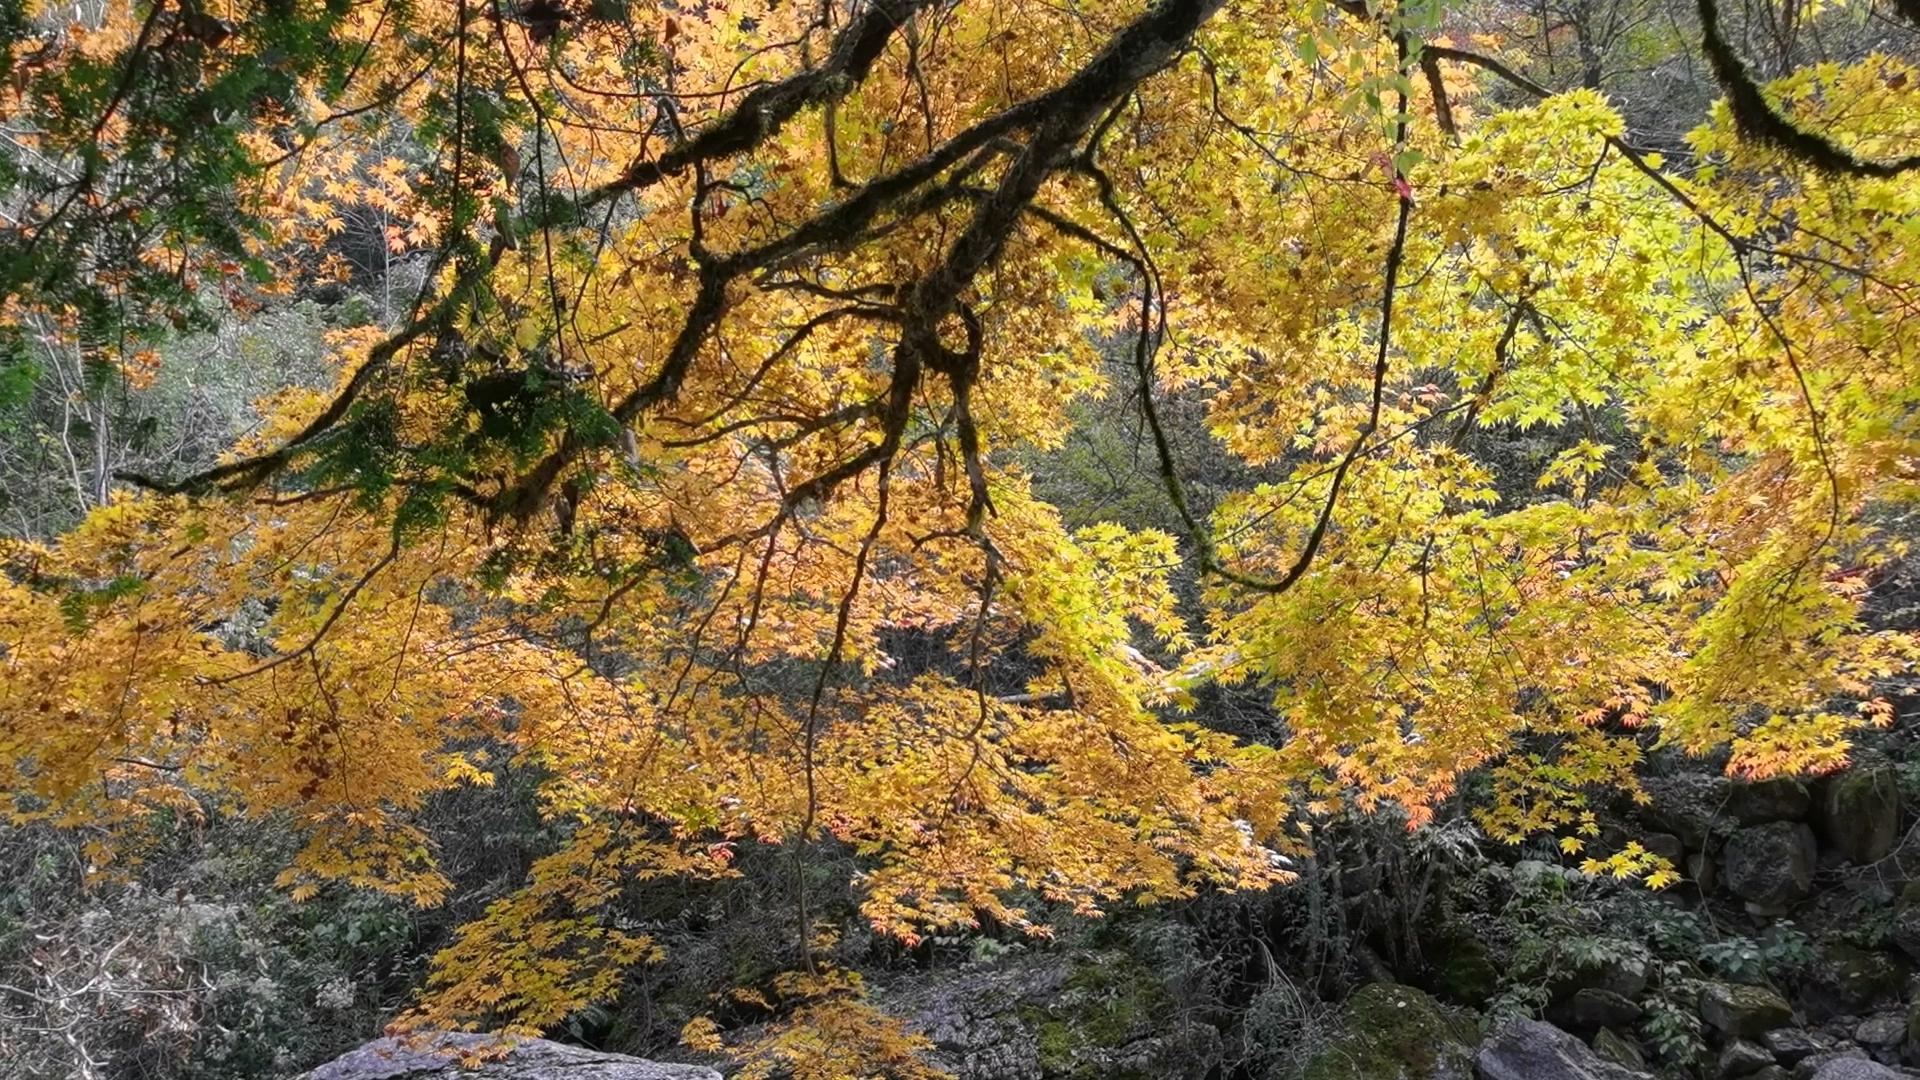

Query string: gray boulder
1690 851 1719 893
1808 1057 1902 1080
1764 1028 1834 1066
1909 998 1920 1064
891 957 1063 1080
1701 983 1795 1039
1728 779 1813 824
1592 1028 1645 1071
886 950 1216 1080
1554 957 1650 1002
302 1034 720 1080
1858 1015 1907 1046
1546 988 1642 1031
1643 774 1731 851
1475 1018 1651 1080
1720 1038 1780 1078
1893 902 1920 966
1794 1050 1873 1080
1644 833 1686 866
1724 822 1818 905
1819 765 1902 865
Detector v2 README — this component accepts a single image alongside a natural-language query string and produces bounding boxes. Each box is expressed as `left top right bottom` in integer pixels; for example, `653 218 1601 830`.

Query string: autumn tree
4 0 1920 1053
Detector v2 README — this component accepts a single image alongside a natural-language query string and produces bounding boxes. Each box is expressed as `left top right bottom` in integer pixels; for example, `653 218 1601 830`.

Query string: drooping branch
1093 33 1417 597
119 311 447 495
1694 0 1920 177
126 0 939 500
1424 1 1920 180
129 0 1233 530
202 526 404 684
584 0 943 207
498 0 1230 523
1426 43 1899 284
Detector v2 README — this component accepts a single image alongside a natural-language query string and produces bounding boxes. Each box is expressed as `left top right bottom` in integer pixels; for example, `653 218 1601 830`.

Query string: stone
1818 846 1855 874
1546 988 1643 1031
1601 824 1634 853
1794 1050 1872 1080
1300 983 1476 1080
1859 1015 1908 1046
885 953 1064 1080
1900 912 1920 969
1800 945 1904 1023
1553 957 1650 1002
1819 765 1902 865
1728 778 1814 824
1592 1027 1646 1071
1691 851 1719 893
301 1034 720 1080
1644 832 1686 865
911 949 1219 1080
1764 1028 1834 1066
1807 1058 1903 1080
1643 773 1731 851
1475 1018 1652 1080
1724 822 1819 906
1719 1038 1780 1078
1750 1069 1791 1080
1701 983 1796 1039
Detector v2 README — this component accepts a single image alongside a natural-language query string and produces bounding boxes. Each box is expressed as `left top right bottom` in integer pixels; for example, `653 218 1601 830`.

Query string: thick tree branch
1695 0 1920 177
499 0 1228 523
585 0 942 207
125 0 937 501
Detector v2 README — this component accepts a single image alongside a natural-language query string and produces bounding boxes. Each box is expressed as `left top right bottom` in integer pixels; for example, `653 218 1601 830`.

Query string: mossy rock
1797 943 1903 1022
1699 982 1793 1038
1420 919 1499 1007
1300 983 1477 1080
1819 764 1901 864
1020 952 1181 1079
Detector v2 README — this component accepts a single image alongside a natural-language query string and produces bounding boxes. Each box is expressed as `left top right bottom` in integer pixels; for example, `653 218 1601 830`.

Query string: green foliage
0 0 366 358
1484 861 1652 1004
1474 857 1833 1071
1239 974 1339 1080
0 330 34 410
1836 905 1900 952
1699 922 1816 983
56 572 145 632
1638 965 1708 1069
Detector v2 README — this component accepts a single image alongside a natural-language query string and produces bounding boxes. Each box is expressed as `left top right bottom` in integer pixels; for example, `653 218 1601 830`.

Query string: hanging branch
1694 0 1920 177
